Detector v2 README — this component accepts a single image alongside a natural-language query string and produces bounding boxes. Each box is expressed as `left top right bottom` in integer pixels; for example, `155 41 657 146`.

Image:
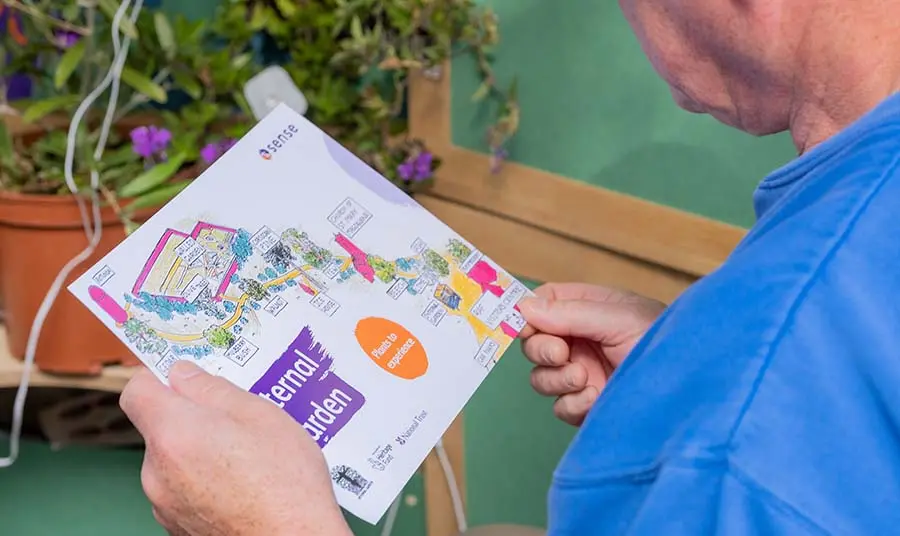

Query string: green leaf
0 120 13 165
123 218 141 236
118 152 187 198
21 95 81 124
223 122 252 139
350 15 363 39
153 12 177 59
172 69 202 100
506 76 519 101
471 82 490 102
62 3 81 22
274 0 298 18
99 145 140 170
120 67 168 103
54 39 87 89
231 53 252 70
248 5 269 30
128 181 191 211
232 91 254 119
98 0 139 39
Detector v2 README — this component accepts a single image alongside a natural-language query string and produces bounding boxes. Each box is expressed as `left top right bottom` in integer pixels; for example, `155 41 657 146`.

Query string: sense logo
259 123 299 160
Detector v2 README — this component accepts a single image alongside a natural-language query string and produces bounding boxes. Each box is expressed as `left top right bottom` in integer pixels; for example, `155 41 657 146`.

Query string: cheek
619 1 682 84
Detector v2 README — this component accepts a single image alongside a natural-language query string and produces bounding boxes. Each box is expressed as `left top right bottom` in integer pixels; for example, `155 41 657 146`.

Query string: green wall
1 439 425 535
451 0 797 228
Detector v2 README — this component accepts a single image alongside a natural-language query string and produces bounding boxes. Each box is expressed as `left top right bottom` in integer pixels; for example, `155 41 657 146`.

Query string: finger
533 282 627 303
553 386 601 426
120 367 185 436
518 323 537 339
530 362 587 396
521 333 569 366
167 360 259 418
519 298 632 341
569 338 615 379
140 450 166 508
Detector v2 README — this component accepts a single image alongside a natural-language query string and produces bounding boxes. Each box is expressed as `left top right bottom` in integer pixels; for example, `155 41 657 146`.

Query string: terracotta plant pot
0 190 153 375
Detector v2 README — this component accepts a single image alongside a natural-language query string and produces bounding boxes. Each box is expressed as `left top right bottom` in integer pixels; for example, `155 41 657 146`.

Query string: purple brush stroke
323 133 421 207
249 326 365 448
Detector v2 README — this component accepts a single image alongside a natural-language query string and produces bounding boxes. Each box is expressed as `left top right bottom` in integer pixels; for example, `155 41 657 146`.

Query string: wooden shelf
0 326 135 392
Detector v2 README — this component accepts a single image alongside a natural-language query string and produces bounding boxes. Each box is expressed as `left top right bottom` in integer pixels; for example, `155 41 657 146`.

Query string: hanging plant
212 0 520 195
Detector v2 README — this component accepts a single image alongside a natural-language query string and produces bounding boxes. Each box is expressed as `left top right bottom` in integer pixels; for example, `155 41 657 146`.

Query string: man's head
618 0 900 146
618 0 801 135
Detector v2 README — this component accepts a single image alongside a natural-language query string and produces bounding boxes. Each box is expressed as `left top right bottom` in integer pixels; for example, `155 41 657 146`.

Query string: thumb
519 297 637 343
168 361 254 417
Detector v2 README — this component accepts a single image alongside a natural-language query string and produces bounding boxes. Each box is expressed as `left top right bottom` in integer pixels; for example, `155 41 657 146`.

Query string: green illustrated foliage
238 277 269 301
423 248 450 277
122 317 167 356
367 254 397 283
446 238 472 263
204 325 236 349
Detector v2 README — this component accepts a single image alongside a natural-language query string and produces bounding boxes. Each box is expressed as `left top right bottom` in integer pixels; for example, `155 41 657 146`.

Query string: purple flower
54 30 79 49
397 160 415 181
413 152 433 180
130 126 172 159
200 138 237 165
200 143 219 165
397 151 434 182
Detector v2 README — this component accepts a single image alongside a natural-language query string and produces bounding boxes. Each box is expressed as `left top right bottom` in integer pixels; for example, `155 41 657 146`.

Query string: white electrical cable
436 438 468 534
380 440 466 536
380 494 402 536
0 0 143 468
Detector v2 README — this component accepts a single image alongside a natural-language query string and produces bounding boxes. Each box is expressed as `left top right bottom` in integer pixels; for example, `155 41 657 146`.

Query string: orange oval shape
355 317 428 380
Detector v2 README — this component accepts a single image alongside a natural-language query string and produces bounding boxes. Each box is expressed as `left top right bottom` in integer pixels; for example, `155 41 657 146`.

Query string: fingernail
565 369 576 389
169 360 202 381
520 297 547 313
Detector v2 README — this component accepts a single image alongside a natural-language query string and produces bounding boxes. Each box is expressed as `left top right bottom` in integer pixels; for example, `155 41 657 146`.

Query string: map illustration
87 200 527 375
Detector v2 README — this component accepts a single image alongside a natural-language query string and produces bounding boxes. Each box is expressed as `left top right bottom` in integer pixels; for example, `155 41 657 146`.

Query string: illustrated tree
205 326 236 349
368 255 397 283
331 465 366 496
195 288 228 320
302 244 334 270
447 239 472 263
263 242 295 270
122 318 168 356
281 228 303 250
239 278 269 301
231 229 253 266
423 249 450 278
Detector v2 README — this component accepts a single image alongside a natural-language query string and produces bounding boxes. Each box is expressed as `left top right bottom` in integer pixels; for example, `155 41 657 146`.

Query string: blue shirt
550 93 900 535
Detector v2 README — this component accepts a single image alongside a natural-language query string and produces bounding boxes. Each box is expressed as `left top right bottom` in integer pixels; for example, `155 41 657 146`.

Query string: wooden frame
407 62 747 535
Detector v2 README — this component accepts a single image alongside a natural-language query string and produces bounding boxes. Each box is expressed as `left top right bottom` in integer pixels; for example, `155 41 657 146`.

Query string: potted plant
211 0 520 195
0 2 254 374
